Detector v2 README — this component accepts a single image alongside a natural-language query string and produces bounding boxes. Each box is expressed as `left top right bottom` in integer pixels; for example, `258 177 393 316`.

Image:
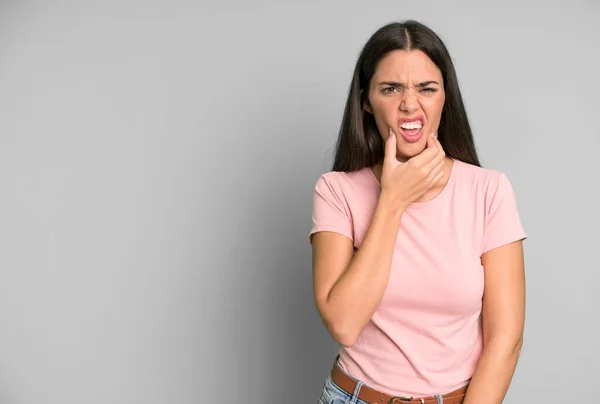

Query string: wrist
378 191 408 217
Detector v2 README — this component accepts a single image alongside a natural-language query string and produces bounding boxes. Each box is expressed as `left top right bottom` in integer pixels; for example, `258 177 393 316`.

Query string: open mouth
398 117 424 143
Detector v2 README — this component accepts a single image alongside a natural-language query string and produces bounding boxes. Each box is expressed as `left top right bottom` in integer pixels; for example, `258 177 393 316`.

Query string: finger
431 169 444 186
423 141 445 173
429 158 445 179
425 132 444 160
433 134 444 154
426 159 445 183
434 134 446 161
426 131 436 148
384 127 400 168
409 133 438 165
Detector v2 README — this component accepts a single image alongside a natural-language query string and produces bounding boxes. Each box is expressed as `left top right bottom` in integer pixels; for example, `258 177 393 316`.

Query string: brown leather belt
330 359 468 404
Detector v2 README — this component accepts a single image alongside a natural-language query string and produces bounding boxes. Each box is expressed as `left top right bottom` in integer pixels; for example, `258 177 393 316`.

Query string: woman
309 20 526 404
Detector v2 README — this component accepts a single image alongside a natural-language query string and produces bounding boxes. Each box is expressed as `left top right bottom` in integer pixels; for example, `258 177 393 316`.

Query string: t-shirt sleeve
481 172 527 254
308 174 354 245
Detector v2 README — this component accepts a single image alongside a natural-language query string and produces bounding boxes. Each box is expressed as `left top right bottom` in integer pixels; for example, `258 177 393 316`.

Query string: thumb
384 127 400 168
426 132 436 149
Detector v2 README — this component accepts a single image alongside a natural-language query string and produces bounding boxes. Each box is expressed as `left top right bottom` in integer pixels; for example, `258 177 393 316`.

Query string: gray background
0 1 598 403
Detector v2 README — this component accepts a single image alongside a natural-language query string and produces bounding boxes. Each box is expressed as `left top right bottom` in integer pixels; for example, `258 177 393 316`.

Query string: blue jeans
317 376 370 404
317 369 447 404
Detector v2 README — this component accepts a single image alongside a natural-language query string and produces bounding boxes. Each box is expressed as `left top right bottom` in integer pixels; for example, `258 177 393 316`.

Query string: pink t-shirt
308 159 527 397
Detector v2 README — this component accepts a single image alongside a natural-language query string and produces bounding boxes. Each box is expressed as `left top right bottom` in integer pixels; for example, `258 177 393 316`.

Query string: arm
463 240 526 404
312 191 404 347
311 130 446 347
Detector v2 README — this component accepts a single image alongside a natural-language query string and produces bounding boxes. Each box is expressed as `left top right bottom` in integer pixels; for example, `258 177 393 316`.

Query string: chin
397 142 426 159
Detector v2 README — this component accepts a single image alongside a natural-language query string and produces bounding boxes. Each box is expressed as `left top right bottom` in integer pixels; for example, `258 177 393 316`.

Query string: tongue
403 128 420 135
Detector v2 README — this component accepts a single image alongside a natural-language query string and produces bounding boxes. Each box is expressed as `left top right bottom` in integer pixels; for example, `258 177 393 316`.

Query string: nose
399 91 418 114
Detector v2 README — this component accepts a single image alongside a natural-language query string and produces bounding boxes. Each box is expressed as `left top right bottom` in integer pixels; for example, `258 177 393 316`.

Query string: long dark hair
332 20 481 171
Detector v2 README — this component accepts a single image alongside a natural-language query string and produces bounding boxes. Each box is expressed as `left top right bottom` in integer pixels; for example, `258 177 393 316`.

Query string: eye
420 87 437 93
382 87 397 94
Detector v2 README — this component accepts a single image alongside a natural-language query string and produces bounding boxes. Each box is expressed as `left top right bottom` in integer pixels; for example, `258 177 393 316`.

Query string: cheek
370 97 397 120
422 96 445 118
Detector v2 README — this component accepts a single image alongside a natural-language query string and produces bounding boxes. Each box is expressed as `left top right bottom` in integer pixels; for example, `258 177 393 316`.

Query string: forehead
372 49 442 82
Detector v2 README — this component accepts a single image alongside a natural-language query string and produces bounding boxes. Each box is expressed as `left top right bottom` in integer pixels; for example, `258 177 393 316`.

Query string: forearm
463 340 522 404
325 192 404 346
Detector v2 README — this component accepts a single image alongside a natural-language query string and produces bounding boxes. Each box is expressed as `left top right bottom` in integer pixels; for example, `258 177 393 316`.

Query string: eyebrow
378 81 440 87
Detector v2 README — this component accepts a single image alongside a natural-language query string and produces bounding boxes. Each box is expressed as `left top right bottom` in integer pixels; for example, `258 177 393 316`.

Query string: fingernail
389 128 394 138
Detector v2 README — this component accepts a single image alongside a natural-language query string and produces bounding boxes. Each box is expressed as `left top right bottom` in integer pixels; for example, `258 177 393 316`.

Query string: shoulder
453 159 513 192
312 167 375 210
315 167 370 183
453 160 521 217
313 167 372 193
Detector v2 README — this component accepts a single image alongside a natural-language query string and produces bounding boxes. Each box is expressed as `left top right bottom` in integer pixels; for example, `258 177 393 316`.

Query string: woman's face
365 49 445 162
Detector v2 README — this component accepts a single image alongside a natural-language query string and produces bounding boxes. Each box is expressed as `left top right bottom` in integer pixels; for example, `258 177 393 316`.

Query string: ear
361 89 373 114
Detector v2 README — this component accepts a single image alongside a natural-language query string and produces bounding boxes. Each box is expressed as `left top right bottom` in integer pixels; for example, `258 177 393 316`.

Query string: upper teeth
401 121 422 129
